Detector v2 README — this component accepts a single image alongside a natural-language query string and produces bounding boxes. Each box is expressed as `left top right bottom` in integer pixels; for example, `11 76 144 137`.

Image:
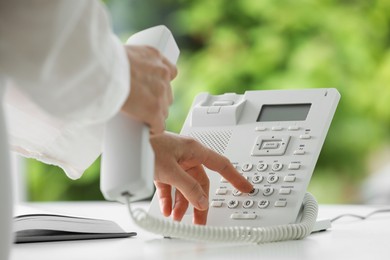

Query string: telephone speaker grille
188 130 232 154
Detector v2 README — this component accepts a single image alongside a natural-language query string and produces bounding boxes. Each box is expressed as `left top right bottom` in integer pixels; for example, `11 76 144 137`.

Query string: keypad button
243 200 254 209
288 163 301 170
232 189 242 196
258 200 270 209
300 134 311 139
262 142 279 149
211 201 223 208
267 175 279 184
227 200 239 209
272 163 283 171
257 163 268 172
275 201 287 207
252 175 264 184
248 188 259 196
263 187 274 196
230 213 257 220
288 126 300 131
284 176 296 182
241 163 253 172
293 150 305 155
279 188 291 195
272 126 283 131
255 126 267 131
216 188 228 195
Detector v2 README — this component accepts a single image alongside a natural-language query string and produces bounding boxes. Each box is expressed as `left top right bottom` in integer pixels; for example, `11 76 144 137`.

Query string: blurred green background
25 0 390 203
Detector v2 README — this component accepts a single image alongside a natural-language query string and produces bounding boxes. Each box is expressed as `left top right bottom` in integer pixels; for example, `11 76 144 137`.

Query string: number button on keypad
242 163 253 172
243 200 254 209
272 163 283 171
263 187 274 196
232 189 242 196
257 163 268 172
267 175 279 184
248 188 259 196
252 175 263 184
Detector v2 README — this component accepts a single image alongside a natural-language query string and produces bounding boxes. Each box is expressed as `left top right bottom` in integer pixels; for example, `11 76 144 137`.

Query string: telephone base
312 218 332 233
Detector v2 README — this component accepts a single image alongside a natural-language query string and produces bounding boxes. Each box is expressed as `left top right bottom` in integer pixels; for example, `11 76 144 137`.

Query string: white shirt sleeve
0 0 130 179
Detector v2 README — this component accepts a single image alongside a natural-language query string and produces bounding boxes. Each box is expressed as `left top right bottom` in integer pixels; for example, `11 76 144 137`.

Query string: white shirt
0 0 130 179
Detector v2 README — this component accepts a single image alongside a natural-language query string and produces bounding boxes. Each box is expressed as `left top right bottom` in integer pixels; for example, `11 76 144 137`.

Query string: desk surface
10 201 390 260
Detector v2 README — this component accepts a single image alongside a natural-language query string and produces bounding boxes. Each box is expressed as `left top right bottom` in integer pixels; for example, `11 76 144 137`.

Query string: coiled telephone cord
124 192 318 244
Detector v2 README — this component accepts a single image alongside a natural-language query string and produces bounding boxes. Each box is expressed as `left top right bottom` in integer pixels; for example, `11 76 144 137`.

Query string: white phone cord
124 192 318 244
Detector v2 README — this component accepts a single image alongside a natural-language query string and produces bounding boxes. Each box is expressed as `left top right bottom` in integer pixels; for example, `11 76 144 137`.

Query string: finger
149 114 165 135
160 56 178 80
178 139 253 193
165 165 209 211
154 182 172 217
172 190 189 222
187 166 209 225
193 205 209 225
203 154 253 193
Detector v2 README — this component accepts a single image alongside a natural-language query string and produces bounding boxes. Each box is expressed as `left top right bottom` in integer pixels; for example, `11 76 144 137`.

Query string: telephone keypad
214 127 306 218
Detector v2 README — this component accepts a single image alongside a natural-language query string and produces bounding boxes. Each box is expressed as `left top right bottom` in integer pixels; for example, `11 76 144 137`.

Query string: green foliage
27 0 390 203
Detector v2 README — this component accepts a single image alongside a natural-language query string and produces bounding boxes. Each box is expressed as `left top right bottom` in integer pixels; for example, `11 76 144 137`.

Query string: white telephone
100 26 340 243
149 88 340 229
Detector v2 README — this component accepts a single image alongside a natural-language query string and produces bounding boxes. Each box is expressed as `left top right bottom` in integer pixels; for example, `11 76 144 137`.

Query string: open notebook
14 205 136 243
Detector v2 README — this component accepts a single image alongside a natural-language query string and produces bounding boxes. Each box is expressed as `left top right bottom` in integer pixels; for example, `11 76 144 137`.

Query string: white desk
10 201 390 260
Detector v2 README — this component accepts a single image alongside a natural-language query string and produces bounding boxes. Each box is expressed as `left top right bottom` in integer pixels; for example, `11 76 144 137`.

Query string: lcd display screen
257 104 311 122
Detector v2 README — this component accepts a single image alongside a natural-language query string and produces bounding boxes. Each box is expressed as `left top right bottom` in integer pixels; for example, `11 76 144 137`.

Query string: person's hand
150 132 253 225
120 45 177 134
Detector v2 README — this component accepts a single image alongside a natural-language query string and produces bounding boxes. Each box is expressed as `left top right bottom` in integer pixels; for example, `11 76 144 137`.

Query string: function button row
222 175 296 185
223 199 288 211
244 162 300 172
255 126 301 131
228 187 274 197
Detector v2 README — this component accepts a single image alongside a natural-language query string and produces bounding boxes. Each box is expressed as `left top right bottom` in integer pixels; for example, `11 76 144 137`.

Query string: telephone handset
100 26 340 243
100 25 180 203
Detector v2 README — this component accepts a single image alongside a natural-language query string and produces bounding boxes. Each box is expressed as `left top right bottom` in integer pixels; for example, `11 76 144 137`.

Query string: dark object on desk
14 209 136 243
15 229 136 243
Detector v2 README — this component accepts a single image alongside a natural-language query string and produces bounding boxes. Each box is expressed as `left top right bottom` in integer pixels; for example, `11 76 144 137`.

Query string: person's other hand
150 132 253 225
121 45 177 134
